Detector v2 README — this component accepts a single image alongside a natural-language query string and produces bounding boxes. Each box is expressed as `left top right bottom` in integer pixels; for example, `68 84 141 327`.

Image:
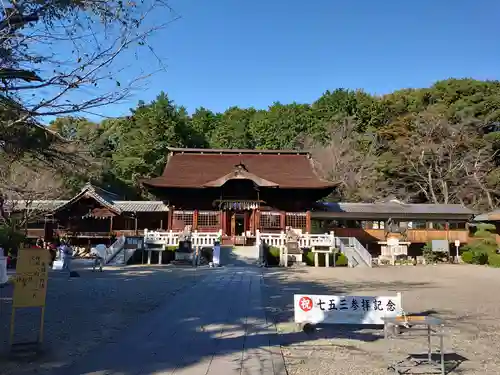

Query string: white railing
336 237 372 268
348 236 372 267
143 229 221 248
256 230 335 249
105 235 126 264
144 229 179 247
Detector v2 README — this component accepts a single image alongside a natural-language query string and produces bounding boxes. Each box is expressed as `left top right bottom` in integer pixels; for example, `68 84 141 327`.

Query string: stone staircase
336 237 373 267
107 249 126 265
227 246 260 266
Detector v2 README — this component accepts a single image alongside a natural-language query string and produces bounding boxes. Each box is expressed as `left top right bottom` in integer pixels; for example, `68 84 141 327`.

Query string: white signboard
294 293 402 325
431 239 449 252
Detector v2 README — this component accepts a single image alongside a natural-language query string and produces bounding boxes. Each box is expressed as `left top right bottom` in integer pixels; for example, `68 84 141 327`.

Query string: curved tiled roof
5 184 169 214
312 201 475 219
143 148 336 189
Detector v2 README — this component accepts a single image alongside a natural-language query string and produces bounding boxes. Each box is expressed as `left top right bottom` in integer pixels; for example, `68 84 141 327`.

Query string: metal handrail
347 236 373 267
105 235 126 264
337 237 372 267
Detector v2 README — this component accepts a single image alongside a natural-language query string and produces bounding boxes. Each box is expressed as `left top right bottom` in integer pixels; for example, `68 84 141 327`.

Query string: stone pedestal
378 237 411 265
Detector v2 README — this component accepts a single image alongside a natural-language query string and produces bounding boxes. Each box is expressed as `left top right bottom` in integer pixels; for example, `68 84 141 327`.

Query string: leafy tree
249 102 313 149
37 77 500 211
189 107 220 147
210 107 256 149
111 93 192 184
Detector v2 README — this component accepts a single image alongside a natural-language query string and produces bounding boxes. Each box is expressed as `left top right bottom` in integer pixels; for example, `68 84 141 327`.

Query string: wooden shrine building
15 183 169 246
142 148 337 244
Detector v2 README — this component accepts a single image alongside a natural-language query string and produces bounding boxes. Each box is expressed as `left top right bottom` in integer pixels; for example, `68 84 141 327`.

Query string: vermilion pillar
306 211 311 233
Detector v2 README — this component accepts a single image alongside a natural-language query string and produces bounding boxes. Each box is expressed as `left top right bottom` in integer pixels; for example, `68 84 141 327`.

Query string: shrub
265 246 281 266
488 253 500 268
461 251 474 264
472 251 489 265
0 223 26 257
422 245 439 264
462 225 498 267
304 250 346 267
461 249 489 265
335 253 348 266
304 250 314 266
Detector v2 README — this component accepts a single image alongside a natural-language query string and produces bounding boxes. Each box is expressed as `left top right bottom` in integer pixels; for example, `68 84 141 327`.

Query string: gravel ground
0 261 211 375
261 264 500 375
2 262 499 375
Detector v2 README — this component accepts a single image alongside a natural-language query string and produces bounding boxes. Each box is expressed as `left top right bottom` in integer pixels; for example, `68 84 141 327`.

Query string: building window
286 213 306 230
367 221 385 230
260 212 281 230
197 211 219 228
123 217 135 230
173 211 194 228
430 222 447 230
408 221 426 229
449 222 467 230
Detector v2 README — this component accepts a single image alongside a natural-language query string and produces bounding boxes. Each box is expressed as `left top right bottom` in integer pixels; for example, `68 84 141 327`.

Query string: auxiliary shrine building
14 147 474 256
142 148 337 245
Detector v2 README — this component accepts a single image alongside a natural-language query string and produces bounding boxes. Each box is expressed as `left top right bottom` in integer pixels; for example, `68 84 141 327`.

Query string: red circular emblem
298 296 313 312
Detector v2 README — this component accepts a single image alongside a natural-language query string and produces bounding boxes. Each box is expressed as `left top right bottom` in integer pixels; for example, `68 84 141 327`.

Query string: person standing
0 245 8 286
91 244 106 272
46 242 57 266
212 231 222 267
59 241 73 276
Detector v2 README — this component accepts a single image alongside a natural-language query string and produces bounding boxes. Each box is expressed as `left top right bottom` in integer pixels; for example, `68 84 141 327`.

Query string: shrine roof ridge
167 147 310 155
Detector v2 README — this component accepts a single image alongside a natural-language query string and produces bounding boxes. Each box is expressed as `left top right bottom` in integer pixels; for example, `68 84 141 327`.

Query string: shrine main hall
141 147 337 245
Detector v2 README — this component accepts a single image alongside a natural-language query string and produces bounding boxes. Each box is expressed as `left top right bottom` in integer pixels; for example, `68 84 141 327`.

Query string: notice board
12 248 50 308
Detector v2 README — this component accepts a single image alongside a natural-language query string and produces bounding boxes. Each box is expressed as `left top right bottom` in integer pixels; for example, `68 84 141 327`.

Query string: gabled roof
142 148 336 189
52 183 122 215
203 162 278 187
312 201 475 220
473 209 500 222
7 199 169 213
3 200 67 213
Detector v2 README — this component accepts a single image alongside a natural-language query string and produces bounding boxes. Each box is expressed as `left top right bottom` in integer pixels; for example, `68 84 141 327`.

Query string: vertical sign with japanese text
294 293 402 325
12 249 50 308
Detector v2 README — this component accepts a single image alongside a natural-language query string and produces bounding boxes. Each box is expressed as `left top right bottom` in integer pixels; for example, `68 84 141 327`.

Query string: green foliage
336 253 348 266
488 253 500 268
422 243 438 264
422 243 450 263
0 224 26 256
461 249 489 265
304 250 346 267
44 78 500 210
461 251 474 264
474 223 497 237
266 246 281 266
462 224 499 267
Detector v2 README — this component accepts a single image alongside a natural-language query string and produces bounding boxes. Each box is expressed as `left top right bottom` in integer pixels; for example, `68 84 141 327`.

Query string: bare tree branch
308 118 390 201
0 0 179 128
393 113 497 209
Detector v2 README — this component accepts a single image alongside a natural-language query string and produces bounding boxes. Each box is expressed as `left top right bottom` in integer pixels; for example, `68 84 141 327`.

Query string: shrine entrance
228 211 250 237
235 213 245 236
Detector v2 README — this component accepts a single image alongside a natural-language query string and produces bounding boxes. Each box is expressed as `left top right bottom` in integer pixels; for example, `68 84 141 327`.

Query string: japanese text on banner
294 294 402 325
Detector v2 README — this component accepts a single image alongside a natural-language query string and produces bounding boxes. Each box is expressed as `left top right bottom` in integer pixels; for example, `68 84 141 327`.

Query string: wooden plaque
12 249 50 308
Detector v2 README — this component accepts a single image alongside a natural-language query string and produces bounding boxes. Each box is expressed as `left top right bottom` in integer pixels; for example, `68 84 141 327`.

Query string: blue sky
82 0 500 118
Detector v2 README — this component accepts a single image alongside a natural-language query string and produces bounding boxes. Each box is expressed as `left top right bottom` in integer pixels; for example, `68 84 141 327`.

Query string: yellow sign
12 248 50 308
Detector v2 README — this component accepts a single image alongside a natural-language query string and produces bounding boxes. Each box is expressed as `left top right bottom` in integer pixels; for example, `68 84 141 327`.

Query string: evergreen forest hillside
38 78 500 211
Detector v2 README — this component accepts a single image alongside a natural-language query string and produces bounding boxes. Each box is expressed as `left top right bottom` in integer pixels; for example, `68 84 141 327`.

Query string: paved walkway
50 266 286 375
